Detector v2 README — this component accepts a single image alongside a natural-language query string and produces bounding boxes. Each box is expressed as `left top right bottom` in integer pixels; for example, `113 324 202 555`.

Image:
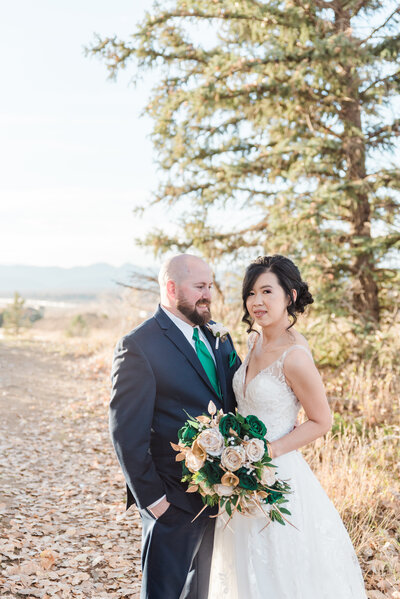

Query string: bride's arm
269 350 332 459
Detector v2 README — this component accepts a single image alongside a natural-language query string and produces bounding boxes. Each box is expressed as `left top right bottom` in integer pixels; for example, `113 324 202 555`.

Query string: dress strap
243 333 260 374
247 332 259 350
281 344 313 363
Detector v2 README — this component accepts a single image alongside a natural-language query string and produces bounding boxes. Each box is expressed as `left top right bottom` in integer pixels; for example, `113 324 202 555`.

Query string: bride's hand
269 418 299 459
267 442 275 460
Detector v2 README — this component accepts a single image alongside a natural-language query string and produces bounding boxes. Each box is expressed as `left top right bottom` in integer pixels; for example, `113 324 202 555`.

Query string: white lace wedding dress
208 342 367 599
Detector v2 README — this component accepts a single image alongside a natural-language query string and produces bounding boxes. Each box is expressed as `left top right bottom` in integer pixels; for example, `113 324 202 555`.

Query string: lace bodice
233 337 313 442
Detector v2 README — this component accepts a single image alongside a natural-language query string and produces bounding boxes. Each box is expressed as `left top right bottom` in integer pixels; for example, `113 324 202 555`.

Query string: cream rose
197 429 225 457
185 449 205 473
260 466 276 486
245 438 265 463
214 484 235 497
221 445 245 472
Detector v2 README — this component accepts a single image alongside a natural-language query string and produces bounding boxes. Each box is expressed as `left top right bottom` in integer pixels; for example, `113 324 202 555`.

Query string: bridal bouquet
171 402 292 526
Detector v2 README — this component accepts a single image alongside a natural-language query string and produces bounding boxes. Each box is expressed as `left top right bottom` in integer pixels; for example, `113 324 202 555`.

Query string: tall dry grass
303 349 400 597
304 428 399 595
20 297 400 597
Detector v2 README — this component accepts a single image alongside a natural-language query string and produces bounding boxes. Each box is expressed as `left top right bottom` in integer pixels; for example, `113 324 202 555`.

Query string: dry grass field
0 296 399 598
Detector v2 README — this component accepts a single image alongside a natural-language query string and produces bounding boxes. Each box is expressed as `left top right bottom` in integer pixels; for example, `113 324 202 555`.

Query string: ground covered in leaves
0 338 142 599
0 335 398 598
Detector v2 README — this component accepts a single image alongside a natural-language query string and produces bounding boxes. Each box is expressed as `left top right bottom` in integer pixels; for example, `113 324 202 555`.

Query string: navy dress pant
139 504 215 599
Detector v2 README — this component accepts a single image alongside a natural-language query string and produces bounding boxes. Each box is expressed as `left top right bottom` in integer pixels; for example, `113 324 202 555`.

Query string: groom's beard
177 296 212 326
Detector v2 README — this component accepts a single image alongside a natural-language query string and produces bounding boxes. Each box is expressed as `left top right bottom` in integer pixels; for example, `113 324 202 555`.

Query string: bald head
158 254 214 325
159 254 210 291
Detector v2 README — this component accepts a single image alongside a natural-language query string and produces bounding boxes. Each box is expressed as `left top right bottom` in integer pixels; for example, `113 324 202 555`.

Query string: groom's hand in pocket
148 496 170 519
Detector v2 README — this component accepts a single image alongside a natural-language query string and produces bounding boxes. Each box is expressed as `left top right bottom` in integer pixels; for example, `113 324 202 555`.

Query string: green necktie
192 328 221 397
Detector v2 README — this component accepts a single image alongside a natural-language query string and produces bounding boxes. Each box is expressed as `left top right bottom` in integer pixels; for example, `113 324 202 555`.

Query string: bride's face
246 271 292 328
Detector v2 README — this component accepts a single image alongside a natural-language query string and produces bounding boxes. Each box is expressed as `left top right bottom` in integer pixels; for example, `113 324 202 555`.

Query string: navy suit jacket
109 305 241 515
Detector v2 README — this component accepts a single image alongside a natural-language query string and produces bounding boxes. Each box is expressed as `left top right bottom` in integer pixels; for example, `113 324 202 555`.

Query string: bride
208 255 367 599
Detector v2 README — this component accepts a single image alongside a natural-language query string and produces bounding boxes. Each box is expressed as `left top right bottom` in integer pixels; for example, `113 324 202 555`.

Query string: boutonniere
207 322 229 349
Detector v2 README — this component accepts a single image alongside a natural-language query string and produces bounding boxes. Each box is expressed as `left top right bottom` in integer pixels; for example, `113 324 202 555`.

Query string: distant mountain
0 263 149 297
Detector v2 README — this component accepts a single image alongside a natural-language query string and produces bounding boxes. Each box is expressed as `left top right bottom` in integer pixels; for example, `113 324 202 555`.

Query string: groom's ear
166 279 176 300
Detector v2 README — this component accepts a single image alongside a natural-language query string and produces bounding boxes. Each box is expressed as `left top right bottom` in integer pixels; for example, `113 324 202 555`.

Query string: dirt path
0 339 142 599
1 338 397 599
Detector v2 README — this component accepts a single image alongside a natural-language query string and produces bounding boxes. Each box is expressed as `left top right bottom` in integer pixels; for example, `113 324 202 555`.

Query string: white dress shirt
148 305 216 511
160 305 216 363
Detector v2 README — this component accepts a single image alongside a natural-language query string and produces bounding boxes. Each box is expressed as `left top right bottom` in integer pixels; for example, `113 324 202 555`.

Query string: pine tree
4 292 26 334
90 0 400 326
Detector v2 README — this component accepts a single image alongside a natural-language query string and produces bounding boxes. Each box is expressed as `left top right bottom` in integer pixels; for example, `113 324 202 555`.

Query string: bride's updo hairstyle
242 255 314 333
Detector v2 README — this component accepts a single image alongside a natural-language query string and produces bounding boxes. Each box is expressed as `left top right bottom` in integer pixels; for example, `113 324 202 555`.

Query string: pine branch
303 113 344 140
144 8 287 27
351 0 372 17
314 0 335 9
366 120 400 149
360 69 400 99
359 6 400 45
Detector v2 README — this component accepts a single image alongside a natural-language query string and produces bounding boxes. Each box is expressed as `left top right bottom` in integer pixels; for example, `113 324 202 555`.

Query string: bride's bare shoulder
288 329 311 351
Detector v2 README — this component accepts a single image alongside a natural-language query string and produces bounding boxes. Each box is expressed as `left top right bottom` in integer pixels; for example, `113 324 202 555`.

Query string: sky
1 2 398 269
0 1 166 268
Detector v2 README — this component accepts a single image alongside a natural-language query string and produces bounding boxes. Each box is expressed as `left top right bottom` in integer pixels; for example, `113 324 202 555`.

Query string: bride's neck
260 321 292 347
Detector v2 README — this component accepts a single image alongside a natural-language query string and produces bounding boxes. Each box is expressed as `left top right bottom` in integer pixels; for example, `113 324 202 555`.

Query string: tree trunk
335 4 380 323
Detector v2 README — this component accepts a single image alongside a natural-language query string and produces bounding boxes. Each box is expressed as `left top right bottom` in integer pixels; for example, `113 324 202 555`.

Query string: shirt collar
160 305 215 360
160 304 196 337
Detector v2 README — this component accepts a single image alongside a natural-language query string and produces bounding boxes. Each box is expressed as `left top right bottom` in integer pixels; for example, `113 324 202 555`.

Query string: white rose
197 429 225 457
260 466 276 487
185 450 205 473
208 322 229 338
214 484 235 497
245 438 265 463
208 322 229 348
221 446 246 472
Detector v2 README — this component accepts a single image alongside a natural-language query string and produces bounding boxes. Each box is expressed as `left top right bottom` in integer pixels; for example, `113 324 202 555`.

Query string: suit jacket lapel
154 307 222 402
201 324 228 410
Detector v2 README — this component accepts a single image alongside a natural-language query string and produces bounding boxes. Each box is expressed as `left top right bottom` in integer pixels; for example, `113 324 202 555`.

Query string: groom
110 254 240 599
